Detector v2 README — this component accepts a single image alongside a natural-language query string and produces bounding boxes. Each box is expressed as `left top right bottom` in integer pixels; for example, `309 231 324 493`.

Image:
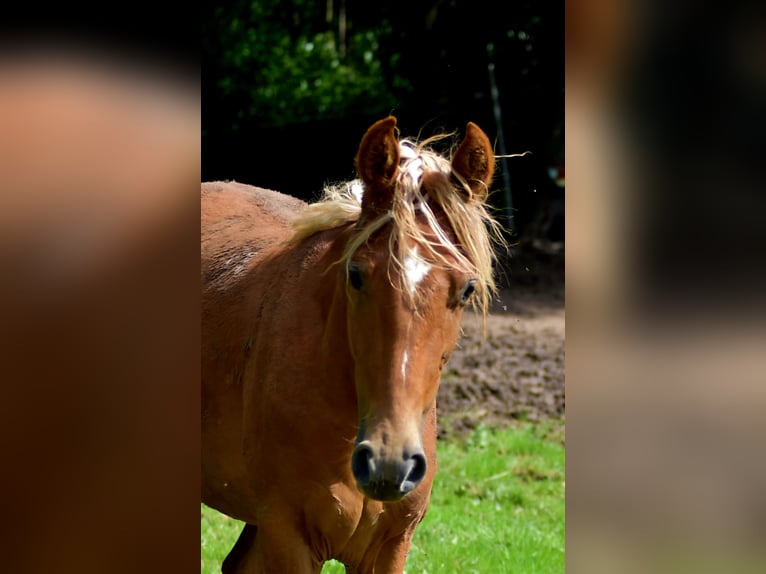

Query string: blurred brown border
567 1 766 572
0 44 200 573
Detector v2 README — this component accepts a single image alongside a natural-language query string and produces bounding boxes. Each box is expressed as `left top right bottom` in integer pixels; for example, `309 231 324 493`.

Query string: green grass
201 421 564 573
201 502 245 573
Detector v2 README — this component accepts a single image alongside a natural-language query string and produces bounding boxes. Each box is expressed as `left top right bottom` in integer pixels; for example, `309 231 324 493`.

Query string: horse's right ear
451 122 495 202
356 116 400 214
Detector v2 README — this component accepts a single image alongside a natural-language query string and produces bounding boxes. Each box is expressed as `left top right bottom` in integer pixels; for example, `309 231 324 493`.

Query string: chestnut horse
202 117 504 573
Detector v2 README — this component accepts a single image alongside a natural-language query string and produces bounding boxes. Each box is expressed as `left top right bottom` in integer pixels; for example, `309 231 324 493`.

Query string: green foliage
201 422 564 573
204 0 407 130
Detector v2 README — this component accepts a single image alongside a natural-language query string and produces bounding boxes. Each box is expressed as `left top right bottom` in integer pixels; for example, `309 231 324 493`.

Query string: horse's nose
351 440 428 501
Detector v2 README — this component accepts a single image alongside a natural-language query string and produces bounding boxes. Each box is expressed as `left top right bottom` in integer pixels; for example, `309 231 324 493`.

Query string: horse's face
346 230 471 501
345 117 496 502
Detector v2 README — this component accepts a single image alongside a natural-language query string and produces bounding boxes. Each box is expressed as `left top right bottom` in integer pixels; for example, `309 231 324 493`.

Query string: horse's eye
460 279 477 303
348 264 364 290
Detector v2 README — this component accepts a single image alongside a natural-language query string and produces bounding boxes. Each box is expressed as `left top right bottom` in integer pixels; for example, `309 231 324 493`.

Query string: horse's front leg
346 532 414 574
222 518 321 574
222 524 257 574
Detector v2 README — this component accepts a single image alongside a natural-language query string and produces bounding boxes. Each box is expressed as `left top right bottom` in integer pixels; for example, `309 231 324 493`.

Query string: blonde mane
290 136 507 317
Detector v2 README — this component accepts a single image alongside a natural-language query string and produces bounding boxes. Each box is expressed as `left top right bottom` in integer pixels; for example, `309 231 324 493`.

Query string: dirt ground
436 244 565 440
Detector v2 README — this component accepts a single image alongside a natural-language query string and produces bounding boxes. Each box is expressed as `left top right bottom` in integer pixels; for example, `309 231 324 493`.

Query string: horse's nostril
351 442 375 485
352 442 427 499
400 452 427 494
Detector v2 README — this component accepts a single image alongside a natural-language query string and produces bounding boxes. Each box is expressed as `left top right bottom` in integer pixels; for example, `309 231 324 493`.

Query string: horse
202 116 505 573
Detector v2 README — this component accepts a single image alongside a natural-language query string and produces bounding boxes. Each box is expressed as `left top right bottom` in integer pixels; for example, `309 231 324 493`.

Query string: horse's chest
307 482 424 562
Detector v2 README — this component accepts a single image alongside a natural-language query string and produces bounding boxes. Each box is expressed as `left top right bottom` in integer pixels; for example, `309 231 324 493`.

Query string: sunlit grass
201 421 564 573
201 502 242 573
404 422 565 573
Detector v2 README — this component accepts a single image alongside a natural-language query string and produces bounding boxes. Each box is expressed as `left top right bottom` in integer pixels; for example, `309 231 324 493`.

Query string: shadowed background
202 0 564 249
566 1 766 573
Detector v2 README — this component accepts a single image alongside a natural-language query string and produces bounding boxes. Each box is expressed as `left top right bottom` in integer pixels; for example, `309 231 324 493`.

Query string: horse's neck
272 228 357 407
312 232 356 396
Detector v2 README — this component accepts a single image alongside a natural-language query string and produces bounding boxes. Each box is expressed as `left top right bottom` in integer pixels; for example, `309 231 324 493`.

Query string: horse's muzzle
350 440 428 502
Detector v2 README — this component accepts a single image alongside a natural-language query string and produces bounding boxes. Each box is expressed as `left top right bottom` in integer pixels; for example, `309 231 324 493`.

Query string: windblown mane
290 135 506 317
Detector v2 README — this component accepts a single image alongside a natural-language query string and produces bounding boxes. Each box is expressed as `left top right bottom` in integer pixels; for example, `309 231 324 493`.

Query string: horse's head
342 117 501 501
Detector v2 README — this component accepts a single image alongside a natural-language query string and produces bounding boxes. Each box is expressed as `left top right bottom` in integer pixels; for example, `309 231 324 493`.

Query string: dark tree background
202 0 563 243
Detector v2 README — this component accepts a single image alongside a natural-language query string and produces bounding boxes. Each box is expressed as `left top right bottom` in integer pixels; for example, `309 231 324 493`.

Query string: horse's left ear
356 116 400 214
451 122 495 202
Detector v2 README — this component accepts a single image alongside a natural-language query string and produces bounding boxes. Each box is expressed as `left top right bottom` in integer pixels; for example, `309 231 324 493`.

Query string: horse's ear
451 122 495 202
356 116 400 214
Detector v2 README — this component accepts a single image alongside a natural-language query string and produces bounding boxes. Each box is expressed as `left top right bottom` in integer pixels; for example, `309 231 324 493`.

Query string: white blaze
403 249 431 295
401 251 428 385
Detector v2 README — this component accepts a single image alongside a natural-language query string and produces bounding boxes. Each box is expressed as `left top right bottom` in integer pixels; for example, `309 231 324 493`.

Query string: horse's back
201 180 306 290
202 180 306 232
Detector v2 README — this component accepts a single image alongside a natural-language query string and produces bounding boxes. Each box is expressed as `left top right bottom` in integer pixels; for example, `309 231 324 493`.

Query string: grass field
201 421 564 573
